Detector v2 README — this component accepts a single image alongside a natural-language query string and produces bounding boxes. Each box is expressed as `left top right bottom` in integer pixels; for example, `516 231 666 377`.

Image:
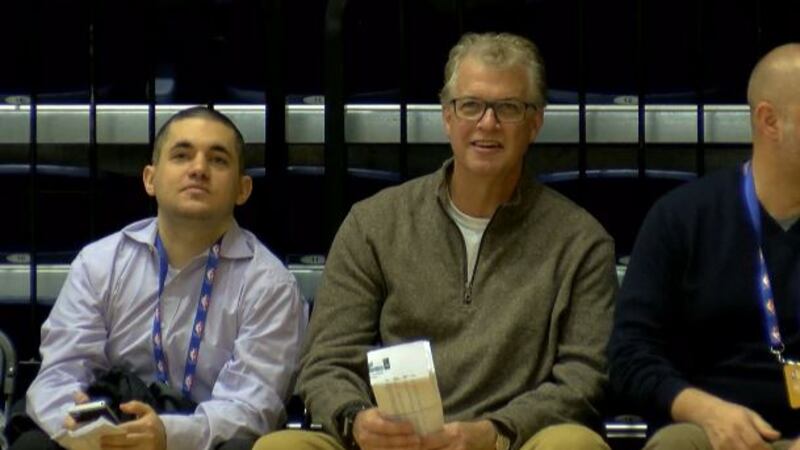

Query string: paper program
367 340 444 436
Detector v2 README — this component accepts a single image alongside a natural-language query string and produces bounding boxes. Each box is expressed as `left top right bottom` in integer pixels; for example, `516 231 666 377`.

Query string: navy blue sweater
609 166 800 436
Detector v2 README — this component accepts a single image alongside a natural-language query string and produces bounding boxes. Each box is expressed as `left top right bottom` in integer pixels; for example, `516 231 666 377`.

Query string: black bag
6 367 197 444
86 367 197 422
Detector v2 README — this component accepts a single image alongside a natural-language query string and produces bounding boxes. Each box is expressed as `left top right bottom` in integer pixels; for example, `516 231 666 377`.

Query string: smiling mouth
182 185 210 194
470 140 503 150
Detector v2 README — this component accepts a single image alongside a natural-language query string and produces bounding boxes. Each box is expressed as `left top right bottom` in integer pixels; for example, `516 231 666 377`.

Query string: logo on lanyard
152 233 223 399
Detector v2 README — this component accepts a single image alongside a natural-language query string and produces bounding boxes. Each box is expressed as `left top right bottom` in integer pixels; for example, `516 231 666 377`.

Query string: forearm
161 399 272 450
609 198 692 417
27 259 110 436
299 210 384 435
161 413 210 450
484 372 603 449
299 361 375 437
607 327 691 416
26 378 86 436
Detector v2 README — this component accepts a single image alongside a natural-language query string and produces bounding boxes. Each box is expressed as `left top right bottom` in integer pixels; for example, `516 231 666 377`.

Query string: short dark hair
152 106 246 174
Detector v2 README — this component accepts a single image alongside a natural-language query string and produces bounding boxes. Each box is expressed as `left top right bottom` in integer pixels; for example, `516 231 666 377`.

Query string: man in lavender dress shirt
10 107 307 450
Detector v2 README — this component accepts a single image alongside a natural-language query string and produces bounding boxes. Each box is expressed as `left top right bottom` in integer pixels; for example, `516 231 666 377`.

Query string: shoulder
235 227 297 287
647 167 740 226
344 171 438 233
352 172 435 215
532 184 612 242
76 218 154 267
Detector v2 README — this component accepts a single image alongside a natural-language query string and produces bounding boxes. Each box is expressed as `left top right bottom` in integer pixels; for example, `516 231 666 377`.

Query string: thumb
749 410 780 441
119 400 154 417
73 391 89 404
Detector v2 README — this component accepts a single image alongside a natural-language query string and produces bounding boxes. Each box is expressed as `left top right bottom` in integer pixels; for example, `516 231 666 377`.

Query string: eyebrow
458 96 527 102
208 144 232 157
169 140 233 156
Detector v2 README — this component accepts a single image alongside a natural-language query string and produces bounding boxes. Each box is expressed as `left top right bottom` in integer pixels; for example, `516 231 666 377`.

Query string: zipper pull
464 284 473 304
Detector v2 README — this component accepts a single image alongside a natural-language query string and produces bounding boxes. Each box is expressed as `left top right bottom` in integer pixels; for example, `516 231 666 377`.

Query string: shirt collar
434 157 540 212
122 217 254 260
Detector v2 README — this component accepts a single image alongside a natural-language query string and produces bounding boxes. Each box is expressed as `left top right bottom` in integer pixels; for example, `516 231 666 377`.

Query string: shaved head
747 45 800 218
747 43 800 110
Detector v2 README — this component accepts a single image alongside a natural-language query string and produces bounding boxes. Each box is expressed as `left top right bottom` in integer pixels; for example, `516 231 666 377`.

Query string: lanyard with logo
153 234 223 399
742 161 800 408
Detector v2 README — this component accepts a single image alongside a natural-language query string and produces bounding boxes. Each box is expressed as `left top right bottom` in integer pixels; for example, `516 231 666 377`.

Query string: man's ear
143 165 156 198
528 108 545 143
754 101 781 142
442 103 454 139
236 175 253 206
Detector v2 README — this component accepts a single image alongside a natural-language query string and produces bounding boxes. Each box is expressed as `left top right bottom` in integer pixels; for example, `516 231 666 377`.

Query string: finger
100 435 122 444
100 443 138 450
100 433 139 449
368 444 422 450
362 416 417 436
420 436 450 450
708 431 746 450
419 430 449 448
749 411 781 441
360 410 414 435
103 432 153 449
63 415 78 430
119 400 154 417
73 391 90 404
118 419 151 433
735 427 771 450
358 428 421 449
420 442 448 450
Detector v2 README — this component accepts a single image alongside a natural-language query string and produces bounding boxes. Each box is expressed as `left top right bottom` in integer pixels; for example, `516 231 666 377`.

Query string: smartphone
68 399 120 424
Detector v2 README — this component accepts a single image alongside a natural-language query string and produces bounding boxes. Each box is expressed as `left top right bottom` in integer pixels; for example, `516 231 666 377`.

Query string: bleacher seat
0 164 152 256
0 0 154 104
0 329 16 449
239 166 401 257
540 169 696 260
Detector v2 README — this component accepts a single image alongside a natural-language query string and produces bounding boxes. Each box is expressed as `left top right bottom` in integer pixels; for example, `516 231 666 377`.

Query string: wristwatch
337 403 369 450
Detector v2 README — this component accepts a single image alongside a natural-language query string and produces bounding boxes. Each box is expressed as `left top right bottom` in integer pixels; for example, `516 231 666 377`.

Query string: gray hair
439 32 547 108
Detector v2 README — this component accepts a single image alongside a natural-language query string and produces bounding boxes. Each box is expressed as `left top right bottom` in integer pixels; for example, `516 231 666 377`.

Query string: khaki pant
254 423 609 450
645 423 794 450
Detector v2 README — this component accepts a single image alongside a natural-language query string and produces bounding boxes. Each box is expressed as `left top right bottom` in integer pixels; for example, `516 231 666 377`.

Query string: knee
253 430 342 450
645 423 709 450
523 423 610 450
253 430 307 450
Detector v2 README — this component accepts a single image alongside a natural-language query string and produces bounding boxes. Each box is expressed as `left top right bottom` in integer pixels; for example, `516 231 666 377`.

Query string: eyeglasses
450 97 537 123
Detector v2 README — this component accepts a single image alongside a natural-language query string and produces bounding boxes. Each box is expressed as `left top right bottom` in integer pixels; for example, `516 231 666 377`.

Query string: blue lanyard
742 161 788 363
153 234 223 398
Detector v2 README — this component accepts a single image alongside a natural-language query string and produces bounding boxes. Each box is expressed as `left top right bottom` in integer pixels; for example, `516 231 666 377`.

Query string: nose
476 106 500 129
188 153 210 178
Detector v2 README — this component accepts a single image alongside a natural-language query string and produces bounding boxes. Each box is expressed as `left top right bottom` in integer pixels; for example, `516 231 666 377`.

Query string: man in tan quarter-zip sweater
255 32 617 450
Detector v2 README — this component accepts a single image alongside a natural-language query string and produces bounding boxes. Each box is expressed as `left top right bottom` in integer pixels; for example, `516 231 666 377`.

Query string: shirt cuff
160 414 207 450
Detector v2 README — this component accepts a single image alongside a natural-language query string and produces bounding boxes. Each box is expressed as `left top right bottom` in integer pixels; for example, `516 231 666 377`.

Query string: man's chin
458 157 506 177
168 207 221 222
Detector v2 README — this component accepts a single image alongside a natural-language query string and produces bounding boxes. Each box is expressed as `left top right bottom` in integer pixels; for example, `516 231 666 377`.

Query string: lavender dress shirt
26 218 307 450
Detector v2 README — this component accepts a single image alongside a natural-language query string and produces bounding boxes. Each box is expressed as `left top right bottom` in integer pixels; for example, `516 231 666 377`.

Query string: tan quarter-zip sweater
298 159 617 450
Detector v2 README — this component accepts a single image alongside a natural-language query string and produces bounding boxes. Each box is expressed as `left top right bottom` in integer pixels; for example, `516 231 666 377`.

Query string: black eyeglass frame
449 97 539 123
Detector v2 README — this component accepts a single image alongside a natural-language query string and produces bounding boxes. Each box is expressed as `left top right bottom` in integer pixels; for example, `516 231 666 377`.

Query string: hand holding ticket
367 340 444 436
